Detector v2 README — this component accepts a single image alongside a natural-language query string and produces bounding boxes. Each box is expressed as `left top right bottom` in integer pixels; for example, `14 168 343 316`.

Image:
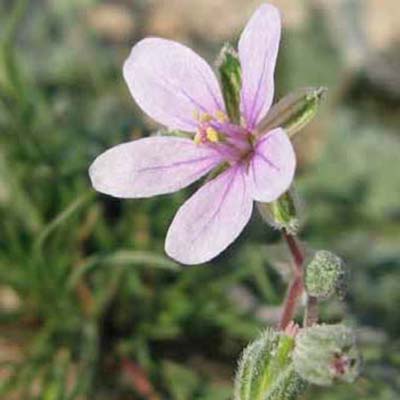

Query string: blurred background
0 0 399 398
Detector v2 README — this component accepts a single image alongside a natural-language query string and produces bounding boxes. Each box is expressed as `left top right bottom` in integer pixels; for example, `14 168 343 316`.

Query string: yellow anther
200 113 213 123
215 110 227 122
206 127 219 143
194 131 202 144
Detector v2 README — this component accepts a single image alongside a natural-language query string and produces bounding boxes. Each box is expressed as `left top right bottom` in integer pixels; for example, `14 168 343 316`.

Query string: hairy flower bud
293 324 361 386
257 190 300 234
234 328 307 400
304 250 347 299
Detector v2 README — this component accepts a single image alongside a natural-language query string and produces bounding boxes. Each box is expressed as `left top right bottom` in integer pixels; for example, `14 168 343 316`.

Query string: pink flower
89 3 296 265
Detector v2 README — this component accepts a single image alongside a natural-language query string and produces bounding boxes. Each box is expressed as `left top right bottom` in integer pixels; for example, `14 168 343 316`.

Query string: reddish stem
122 359 160 400
283 231 304 273
279 276 303 330
279 232 305 330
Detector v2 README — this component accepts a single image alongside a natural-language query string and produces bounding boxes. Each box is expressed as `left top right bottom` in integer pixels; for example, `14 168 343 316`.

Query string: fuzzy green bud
217 43 242 124
293 324 361 386
304 251 347 299
257 190 300 234
234 329 307 400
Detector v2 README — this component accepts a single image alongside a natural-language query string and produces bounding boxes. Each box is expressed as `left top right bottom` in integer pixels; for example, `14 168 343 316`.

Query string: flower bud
257 190 300 234
304 251 347 299
293 324 361 386
234 329 307 400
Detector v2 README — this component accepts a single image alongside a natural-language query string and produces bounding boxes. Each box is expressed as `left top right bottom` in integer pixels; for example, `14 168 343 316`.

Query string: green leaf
68 250 180 287
0 0 28 96
256 87 327 137
162 361 199 400
34 191 94 253
217 43 242 124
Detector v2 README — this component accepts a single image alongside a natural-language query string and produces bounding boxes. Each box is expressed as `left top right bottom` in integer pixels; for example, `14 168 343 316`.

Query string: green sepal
257 190 299 235
217 43 242 124
234 329 307 400
256 87 327 137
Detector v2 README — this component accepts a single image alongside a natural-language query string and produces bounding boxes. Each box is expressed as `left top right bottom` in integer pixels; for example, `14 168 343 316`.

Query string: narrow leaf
34 191 94 252
68 250 179 287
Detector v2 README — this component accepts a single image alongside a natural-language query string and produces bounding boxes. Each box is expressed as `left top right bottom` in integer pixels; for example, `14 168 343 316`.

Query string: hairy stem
279 276 303 330
279 232 305 330
283 232 304 274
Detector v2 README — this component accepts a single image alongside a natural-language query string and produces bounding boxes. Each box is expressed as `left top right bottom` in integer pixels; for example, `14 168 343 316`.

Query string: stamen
215 110 227 122
194 131 203 144
193 110 213 123
194 124 221 145
206 127 219 143
200 113 213 123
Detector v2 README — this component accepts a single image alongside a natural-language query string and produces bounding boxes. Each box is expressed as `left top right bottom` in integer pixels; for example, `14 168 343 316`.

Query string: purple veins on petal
247 128 296 203
89 137 222 198
123 38 224 132
165 165 253 265
238 3 281 129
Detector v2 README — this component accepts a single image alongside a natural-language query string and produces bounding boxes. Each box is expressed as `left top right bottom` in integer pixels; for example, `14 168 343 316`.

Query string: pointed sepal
217 43 242 124
257 189 300 234
256 87 327 137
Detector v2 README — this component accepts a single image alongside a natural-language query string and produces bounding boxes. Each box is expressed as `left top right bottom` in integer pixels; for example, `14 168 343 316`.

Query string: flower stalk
279 276 304 331
282 231 304 274
279 232 306 330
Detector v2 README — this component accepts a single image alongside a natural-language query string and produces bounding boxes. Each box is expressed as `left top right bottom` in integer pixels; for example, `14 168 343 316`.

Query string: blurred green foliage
0 0 399 399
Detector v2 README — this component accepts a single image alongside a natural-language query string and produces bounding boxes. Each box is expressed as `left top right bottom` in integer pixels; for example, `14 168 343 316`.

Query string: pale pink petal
247 128 296 202
89 137 222 198
238 4 281 129
165 166 253 265
123 38 224 132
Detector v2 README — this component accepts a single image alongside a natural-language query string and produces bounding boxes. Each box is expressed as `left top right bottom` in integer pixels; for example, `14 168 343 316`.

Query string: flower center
193 110 226 144
193 110 254 163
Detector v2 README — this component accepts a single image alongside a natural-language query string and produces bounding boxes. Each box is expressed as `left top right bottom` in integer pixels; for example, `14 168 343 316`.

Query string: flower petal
123 38 224 132
238 4 281 129
247 128 296 202
165 165 253 265
89 137 222 198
